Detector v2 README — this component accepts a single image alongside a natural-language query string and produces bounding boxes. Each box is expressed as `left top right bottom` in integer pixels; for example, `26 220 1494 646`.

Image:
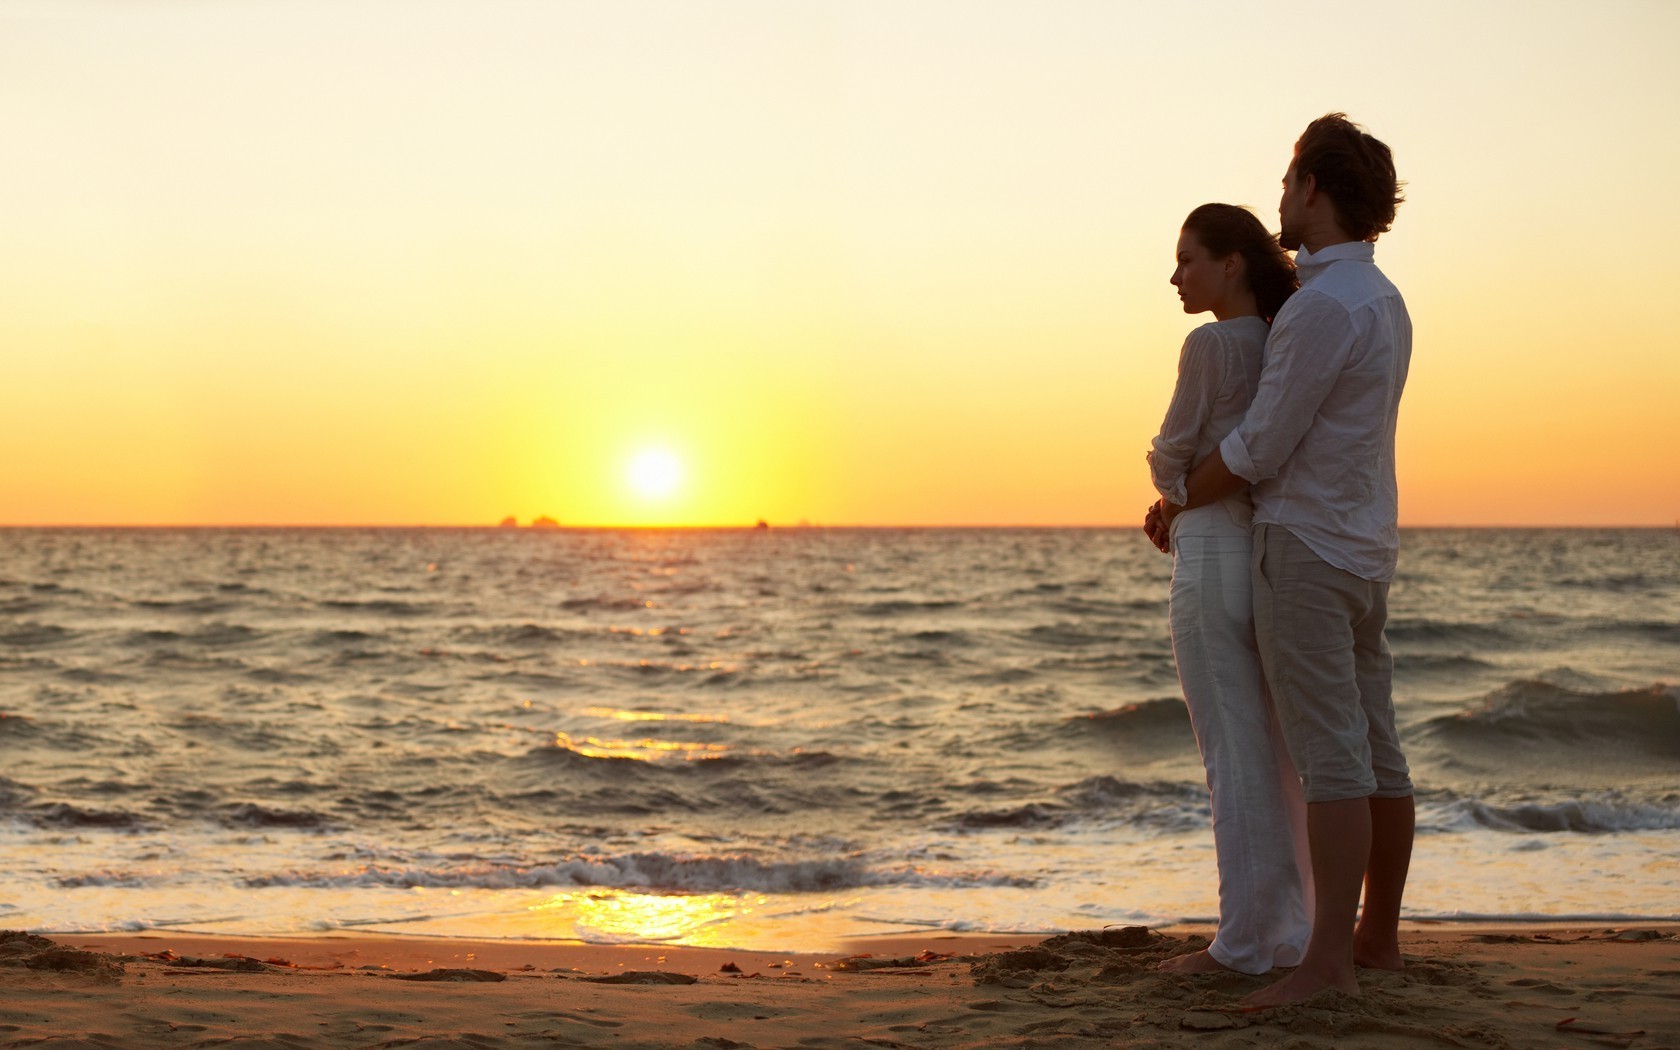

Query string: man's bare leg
1244 797 1368 1006
1353 794 1414 970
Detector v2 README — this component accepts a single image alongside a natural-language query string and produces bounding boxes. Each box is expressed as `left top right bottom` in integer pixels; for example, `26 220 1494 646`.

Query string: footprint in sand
685 1002 788 1022
514 1010 625 1029
965 999 1014 1012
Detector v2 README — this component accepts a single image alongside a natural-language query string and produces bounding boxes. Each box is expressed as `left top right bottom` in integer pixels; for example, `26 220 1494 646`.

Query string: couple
1144 113 1414 1007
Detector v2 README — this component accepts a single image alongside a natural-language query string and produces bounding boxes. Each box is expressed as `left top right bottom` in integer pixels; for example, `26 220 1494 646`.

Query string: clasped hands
1143 498 1180 554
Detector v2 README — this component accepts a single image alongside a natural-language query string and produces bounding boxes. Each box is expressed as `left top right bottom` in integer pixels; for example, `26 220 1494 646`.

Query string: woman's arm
1147 326 1224 506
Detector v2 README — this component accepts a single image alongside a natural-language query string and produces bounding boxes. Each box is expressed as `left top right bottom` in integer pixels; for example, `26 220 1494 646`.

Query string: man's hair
1293 113 1404 241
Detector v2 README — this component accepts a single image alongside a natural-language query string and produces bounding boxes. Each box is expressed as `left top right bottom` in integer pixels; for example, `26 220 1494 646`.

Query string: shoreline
7 923 1676 1048
32 916 1680 964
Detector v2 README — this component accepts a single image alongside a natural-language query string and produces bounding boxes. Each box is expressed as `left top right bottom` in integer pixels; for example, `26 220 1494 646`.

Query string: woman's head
1173 204 1298 323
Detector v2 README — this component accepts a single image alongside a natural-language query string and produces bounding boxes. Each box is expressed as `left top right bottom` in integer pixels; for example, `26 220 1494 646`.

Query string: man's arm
1144 448 1245 552
1180 448 1246 513
1146 293 1357 552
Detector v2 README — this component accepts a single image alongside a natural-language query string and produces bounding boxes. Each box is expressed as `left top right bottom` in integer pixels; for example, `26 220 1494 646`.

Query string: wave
21 802 150 830
245 667 315 685
1394 652 1498 674
1588 620 1680 646
1407 910 1680 924
1019 623 1116 648
1035 652 1175 677
1384 618 1519 649
59 665 129 683
216 582 273 595
451 623 573 647
1070 698 1190 734
240 851 1039 894
121 624 262 648
1044 596 1161 617
0 623 76 648
219 802 338 829
520 739 839 775
856 599 962 617
1059 699 1196 754
54 872 154 888
307 629 387 647
473 669 584 689
319 599 435 617
946 776 1206 832
0 777 37 807
1557 572 1663 592
962 667 1039 686
130 597 235 615
1421 680 1679 749
1420 795 1680 834
905 629 974 647
559 595 648 613
0 712 40 740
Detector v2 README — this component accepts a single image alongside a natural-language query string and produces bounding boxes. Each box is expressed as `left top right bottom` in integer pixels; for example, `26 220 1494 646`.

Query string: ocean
2 527 1676 951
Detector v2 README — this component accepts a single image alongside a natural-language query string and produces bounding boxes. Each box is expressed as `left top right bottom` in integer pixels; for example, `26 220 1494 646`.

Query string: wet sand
3 924 1677 1048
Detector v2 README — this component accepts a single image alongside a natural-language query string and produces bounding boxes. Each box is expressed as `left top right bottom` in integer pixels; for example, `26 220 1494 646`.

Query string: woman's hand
1143 499 1177 554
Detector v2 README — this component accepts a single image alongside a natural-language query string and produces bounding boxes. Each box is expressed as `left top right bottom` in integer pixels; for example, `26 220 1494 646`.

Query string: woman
1148 204 1310 975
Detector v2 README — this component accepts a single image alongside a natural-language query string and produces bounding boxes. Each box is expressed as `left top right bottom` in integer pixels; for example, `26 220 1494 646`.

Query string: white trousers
1169 499 1312 974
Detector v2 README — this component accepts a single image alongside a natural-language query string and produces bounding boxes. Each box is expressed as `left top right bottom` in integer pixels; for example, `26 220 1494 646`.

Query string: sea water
2 527 1676 950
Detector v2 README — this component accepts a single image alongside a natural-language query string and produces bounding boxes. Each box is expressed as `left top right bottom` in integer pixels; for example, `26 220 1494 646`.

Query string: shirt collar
1295 240 1374 277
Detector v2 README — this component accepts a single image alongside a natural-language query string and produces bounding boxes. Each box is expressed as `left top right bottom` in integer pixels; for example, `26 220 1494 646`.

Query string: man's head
1279 113 1404 251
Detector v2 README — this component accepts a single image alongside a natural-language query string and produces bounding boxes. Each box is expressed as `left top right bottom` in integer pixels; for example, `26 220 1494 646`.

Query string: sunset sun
626 448 683 501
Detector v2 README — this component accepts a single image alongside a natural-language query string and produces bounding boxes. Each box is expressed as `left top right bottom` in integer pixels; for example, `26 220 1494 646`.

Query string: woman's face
1170 229 1230 315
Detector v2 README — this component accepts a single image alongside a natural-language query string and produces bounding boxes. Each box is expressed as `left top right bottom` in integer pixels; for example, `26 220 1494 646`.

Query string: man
1145 113 1413 1006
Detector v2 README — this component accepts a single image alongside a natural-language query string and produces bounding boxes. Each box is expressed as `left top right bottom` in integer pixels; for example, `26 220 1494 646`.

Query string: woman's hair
1293 112 1404 242
1182 203 1298 323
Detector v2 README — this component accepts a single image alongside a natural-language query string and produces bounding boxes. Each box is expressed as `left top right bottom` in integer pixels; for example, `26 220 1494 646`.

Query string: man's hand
1143 499 1179 554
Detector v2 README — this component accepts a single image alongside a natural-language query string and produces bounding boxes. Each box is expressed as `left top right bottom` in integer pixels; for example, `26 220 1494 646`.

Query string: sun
626 448 683 501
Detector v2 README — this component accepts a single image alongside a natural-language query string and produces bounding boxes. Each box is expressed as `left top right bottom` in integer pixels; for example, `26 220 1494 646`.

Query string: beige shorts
1251 523 1413 804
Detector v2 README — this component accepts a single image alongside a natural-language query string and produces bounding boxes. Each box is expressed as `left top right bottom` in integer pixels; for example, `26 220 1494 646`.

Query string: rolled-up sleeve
1220 291 1356 483
1148 327 1223 505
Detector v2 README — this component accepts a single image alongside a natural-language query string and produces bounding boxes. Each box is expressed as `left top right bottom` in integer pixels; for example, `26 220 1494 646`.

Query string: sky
3 0 1677 527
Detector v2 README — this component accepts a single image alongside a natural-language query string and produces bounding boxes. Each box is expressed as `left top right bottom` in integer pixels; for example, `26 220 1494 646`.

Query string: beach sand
3 924 1676 1048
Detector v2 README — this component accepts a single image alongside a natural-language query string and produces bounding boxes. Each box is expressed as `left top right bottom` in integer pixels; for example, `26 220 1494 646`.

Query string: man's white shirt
1218 241 1412 582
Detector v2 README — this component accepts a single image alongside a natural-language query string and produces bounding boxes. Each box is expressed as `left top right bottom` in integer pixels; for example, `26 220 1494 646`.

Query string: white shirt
1149 316 1268 508
1218 241 1412 582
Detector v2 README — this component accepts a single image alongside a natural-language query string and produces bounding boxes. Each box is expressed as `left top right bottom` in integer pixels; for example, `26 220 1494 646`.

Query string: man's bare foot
1156 949 1230 974
1353 945 1404 970
1353 929 1405 970
1241 961 1359 1008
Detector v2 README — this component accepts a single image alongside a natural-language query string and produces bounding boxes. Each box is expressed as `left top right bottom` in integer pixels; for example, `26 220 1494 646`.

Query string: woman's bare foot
1156 949 1230 974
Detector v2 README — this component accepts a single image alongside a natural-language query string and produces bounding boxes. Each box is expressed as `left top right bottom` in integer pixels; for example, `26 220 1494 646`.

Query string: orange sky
3 1 1677 526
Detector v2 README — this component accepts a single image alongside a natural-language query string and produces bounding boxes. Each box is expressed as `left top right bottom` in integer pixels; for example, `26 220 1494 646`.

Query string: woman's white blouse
1147 315 1268 507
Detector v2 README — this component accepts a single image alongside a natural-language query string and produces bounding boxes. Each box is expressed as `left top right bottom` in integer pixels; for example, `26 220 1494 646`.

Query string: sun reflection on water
552 730 731 761
528 889 759 946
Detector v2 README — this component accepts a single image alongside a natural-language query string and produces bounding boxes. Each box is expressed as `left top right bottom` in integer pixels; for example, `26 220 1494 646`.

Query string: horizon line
1 521 1675 531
